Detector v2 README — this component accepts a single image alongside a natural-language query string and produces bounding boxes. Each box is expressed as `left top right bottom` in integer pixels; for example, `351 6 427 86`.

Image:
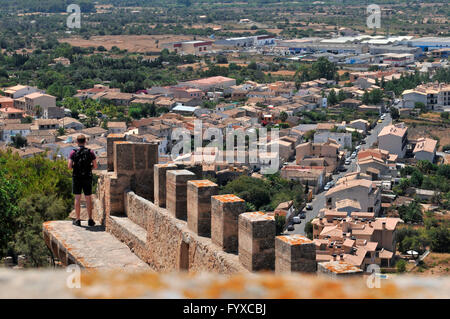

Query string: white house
413 138 437 163
1 123 32 143
378 124 408 158
314 131 352 149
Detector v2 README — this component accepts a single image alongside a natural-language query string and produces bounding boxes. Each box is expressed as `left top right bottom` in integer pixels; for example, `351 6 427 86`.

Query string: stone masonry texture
239 212 276 271
275 235 317 273
187 180 219 237
154 163 178 208
166 169 196 220
211 194 246 253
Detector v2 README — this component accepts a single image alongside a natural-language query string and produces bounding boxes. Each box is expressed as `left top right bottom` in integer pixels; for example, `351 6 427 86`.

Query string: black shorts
72 176 93 196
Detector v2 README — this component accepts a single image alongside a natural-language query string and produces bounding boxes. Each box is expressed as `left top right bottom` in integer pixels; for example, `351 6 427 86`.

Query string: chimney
382 221 386 230
332 254 337 261
340 254 344 260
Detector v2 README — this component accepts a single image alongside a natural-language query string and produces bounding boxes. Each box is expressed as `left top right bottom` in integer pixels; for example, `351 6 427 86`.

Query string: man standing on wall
68 134 98 227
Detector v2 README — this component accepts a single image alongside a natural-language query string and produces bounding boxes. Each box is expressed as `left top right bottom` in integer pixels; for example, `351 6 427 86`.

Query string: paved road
286 113 392 235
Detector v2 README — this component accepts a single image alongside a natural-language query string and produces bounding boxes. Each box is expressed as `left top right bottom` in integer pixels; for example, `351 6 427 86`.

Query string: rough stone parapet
107 134 126 171
187 180 219 237
239 212 276 271
211 194 246 253
125 192 247 274
166 170 197 220
275 234 317 273
154 163 178 208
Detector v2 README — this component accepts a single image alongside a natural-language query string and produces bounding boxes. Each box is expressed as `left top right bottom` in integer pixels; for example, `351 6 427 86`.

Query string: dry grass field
59 35 211 53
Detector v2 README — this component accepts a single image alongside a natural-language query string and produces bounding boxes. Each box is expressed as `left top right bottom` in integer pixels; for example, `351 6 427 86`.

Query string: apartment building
295 139 341 173
314 131 352 149
2 85 40 99
402 83 450 110
412 137 438 163
325 177 381 215
357 155 391 180
14 92 60 118
378 124 408 158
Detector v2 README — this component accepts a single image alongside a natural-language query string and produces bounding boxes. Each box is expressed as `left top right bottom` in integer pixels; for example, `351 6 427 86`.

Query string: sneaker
73 219 81 227
88 219 95 227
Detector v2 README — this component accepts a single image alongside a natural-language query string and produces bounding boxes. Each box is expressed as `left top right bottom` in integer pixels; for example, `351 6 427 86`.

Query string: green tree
57 127 66 136
369 89 383 104
390 107 400 120
429 226 450 253
396 259 407 273
305 220 313 240
311 57 337 80
279 111 288 123
337 89 346 102
415 102 427 113
11 134 27 148
327 89 338 106
410 170 424 188
362 90 370 104
398 201 423 224
274 213 286 235
0 150 72 265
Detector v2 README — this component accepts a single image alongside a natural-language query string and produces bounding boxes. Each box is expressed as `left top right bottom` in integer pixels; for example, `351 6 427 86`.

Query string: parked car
351 152 357 159
324 181 334 191
293 216 301 224
339 166 347 172
287 224 295 231
306 203 313 210
345 159 352 165
300 213 306 219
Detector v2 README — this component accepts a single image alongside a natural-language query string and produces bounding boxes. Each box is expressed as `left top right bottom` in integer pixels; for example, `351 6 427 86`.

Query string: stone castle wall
46 134 319 275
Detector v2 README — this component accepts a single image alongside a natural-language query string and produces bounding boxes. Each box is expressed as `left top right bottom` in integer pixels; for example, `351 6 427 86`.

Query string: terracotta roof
413 137 437 154
378 124 407 138
326 178 373 196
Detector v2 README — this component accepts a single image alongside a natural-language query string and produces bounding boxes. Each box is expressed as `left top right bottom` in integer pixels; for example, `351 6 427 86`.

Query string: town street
286 112 392 235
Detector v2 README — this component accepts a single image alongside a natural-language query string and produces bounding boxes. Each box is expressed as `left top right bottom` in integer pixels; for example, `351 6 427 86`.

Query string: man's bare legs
86 195 93 220
75 194 82 220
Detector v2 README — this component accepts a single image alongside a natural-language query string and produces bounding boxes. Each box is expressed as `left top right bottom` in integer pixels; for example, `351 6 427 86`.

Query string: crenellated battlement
43 137 325 275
